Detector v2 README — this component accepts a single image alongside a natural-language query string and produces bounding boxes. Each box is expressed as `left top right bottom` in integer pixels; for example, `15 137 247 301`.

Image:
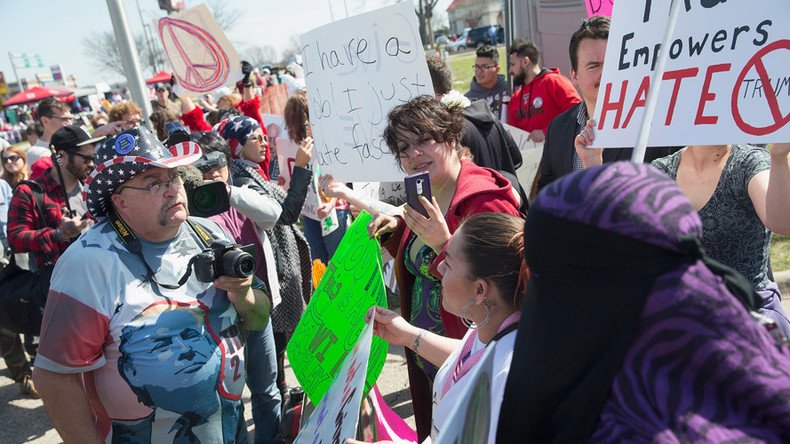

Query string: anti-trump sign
592 1 789 148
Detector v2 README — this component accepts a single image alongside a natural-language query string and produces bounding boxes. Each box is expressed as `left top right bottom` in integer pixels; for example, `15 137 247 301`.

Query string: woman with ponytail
350 212 528 444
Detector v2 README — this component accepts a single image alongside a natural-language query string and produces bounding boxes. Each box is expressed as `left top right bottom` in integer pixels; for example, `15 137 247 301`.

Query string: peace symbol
158 17 230 93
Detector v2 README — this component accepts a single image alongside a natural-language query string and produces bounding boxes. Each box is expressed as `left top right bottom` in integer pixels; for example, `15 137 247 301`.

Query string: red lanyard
441 312 521 399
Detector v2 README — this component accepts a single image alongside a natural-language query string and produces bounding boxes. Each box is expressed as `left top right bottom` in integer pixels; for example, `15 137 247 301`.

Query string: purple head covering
498 162 790 443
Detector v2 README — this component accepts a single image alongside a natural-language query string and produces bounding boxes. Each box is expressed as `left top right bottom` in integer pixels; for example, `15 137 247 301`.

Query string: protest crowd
1 3 789 444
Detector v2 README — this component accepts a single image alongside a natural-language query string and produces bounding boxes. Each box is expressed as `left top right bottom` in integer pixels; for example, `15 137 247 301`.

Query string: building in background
447 0 503 36
507 0 586 77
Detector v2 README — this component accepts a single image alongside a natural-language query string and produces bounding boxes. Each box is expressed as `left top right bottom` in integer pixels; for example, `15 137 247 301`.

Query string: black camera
193 240 256 282
189 180 230 218
188 152 231 217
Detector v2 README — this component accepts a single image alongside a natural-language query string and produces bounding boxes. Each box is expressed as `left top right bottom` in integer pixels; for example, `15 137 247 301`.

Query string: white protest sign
592 1 790 147
295 310 375 443
352 181 407 206
262 113 289 140
155 4 242 96
503 124 544 192
433 342 496 444
300 2 434 182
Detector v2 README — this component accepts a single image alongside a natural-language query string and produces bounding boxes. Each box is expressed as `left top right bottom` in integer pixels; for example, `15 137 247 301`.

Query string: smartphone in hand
404 172 432 218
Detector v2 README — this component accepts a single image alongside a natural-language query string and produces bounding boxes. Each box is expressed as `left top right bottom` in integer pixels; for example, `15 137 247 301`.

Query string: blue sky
0 0 451 88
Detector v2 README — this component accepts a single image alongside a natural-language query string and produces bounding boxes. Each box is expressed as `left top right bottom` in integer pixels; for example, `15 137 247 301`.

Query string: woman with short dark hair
369 95 521 440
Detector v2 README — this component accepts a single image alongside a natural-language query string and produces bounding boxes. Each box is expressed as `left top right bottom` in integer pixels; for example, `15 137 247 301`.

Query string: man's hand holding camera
213 274 267 330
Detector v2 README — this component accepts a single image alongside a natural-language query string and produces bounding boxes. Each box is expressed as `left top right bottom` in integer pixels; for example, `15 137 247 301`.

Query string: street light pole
7 52 23 94
136 0 159 73
106 0 153 129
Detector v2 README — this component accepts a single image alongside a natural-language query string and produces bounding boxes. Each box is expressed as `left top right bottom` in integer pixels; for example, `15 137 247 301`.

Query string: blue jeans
302 209 350 264
245 320 282 444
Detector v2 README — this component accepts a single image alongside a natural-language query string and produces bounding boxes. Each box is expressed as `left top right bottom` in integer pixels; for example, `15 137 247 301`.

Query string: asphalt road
0 341 414 443
4 293 789 443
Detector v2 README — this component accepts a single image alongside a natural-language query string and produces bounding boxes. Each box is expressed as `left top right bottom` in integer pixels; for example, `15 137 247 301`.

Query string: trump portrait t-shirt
36 218 247 443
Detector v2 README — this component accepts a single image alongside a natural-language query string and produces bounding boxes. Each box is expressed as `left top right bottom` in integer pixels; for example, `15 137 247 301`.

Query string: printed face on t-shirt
118 302 222 417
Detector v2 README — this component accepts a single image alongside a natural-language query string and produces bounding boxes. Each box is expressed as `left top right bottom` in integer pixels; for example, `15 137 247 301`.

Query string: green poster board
287 211 389 403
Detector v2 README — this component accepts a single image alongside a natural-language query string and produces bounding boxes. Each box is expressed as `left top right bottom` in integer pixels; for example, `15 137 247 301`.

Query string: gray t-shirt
652 145 772 290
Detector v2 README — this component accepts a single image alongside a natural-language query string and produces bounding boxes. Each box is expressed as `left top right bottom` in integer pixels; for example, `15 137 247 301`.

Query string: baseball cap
50 125 106 152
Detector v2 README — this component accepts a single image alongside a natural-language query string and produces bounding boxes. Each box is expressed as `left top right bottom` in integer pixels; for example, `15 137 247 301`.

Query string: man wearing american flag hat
32 126 269 443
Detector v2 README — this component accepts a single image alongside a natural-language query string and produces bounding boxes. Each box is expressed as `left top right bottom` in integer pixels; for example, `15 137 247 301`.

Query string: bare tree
431 9 449 35
415 0 440 48
83 31 162 78
279 35 302 66
207 0 242 32
243 45 279 68
460 2 489 28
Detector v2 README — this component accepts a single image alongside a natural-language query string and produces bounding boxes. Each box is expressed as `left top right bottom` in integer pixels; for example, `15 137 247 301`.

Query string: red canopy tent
3 85 73 107
145 71 173 85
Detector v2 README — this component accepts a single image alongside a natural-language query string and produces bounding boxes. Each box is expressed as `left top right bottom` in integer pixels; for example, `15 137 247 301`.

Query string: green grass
446 44 508 93
771 235 790 273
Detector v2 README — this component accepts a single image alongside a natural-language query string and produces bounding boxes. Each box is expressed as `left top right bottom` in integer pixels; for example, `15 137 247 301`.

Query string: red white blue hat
83 126 201 219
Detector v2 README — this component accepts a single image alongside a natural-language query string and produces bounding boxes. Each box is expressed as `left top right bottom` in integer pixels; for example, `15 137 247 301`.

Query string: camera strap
109 209 214 290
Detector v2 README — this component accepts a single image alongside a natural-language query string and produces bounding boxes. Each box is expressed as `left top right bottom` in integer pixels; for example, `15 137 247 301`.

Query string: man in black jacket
426 54 522 175
537 16 677 192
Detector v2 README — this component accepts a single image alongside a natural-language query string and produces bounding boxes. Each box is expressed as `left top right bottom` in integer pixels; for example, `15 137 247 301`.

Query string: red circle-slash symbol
731 40 790 136
158 17 230 93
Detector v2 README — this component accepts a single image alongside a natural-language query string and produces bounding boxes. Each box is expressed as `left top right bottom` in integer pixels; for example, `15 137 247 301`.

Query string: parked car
446 30 470 53
467 25 505 47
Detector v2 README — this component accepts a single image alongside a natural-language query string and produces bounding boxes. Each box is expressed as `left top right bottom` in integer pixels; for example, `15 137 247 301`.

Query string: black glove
241 60 253 86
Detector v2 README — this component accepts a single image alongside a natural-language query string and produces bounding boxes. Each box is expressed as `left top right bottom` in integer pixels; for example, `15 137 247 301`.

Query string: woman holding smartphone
368 95 521 441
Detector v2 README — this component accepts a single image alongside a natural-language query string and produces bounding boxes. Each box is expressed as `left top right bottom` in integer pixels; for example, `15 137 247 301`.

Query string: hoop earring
460 300 491 329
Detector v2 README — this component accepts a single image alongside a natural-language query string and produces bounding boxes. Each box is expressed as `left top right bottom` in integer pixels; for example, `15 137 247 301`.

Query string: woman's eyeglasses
2 155 21 163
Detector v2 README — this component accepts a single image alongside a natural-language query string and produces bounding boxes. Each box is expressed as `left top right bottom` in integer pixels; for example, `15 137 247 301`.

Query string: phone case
404 172 432 218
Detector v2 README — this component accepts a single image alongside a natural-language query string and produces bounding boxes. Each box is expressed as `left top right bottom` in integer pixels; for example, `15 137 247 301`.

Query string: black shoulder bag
0 182 55 335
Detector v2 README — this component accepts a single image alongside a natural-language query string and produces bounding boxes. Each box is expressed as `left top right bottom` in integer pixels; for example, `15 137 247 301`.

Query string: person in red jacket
180 61 272 179
369 95 522 442
508 38 581 143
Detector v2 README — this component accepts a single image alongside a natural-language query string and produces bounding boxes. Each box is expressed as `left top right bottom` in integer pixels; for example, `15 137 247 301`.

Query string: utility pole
106 0 153 129
7 52 23 94
136 0 159 73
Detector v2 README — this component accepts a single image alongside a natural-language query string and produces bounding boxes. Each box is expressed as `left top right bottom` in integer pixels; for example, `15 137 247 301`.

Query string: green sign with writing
287 211 389 404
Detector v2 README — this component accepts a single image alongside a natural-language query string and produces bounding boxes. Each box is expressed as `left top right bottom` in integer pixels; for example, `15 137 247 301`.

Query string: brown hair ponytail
458 213 528 310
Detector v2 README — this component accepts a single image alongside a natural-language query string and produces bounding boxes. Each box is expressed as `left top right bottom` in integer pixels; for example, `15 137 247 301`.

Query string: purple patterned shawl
497 162 790 443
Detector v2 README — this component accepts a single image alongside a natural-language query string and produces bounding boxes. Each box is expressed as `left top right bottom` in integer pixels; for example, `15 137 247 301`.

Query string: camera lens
222 250 256 278
193 186 220 210
188 181 230 218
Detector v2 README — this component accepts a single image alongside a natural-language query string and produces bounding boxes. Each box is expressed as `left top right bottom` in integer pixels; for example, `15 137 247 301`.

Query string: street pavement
0 342 414 443
3 289 789 443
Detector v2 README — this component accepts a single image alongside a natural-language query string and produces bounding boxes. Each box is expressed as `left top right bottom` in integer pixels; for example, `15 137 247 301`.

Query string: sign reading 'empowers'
593 0 789 148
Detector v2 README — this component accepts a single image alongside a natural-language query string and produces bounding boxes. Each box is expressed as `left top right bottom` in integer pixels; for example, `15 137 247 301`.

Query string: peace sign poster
155 4 242 96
